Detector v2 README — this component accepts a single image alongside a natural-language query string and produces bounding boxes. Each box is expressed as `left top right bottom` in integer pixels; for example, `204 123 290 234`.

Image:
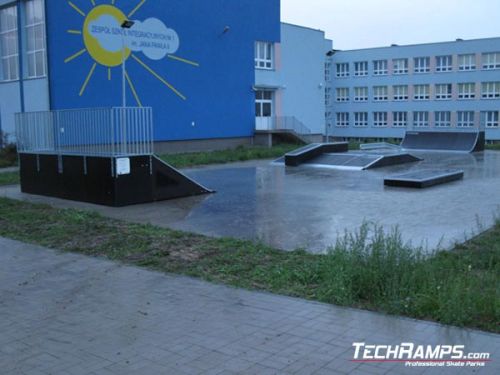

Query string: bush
0 131 17 168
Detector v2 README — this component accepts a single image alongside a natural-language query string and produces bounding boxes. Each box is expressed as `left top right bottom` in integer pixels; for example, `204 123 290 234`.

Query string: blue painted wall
45 0 280 142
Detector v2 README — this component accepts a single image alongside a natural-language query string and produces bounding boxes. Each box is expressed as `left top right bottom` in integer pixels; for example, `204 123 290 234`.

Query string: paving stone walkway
0 237 498 375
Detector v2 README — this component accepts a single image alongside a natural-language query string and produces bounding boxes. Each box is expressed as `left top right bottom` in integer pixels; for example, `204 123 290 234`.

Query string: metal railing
15 107 153 157
256 116 312 135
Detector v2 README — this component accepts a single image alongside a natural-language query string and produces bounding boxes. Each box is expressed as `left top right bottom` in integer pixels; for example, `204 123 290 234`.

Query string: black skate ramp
384 169 464 188
303 152 421 170
19 153 213 207
401 130 485 153
284 142 348 166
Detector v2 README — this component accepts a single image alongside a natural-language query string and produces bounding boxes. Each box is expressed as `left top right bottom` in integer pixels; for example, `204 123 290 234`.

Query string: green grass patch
0 172 19 186
0 197 497 333
0 144 17 168
485 143 500 151
159 144 299 168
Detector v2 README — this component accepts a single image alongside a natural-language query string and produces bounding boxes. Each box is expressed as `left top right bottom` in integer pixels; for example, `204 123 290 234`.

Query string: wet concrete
2 151 500 253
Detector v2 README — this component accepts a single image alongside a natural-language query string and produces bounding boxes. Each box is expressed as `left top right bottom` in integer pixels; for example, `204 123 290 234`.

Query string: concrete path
0 166 18 173
0 237 498 375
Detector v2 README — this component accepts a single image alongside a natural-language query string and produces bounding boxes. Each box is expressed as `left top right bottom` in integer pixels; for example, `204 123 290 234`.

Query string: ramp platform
384 169 464 188
401 130 485 153
19 153 213 207
282 143 421 170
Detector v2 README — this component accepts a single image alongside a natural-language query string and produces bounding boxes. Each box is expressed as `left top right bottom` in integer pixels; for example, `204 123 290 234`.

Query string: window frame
481 82 500 99
458 83 476 100
354 86 368 102
354 61 368 77
255 41 274 70
354 112 368 127
335 87 350 102
457 111 475 128
414 57 430 74
373 60 388 76
393 85 408 101
336 63 349 78
336 112 350 127
435 55 453 72
392 58 408 75
482 52 500 70
434 111 451 127
0 4 19 82
458 54 476 71
392 111 408 127
373 86 388 102
413 84 430 101
413 111 429 127
435 84 452 100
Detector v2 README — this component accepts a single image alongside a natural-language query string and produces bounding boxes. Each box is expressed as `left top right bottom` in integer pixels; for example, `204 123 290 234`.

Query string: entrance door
255 90 274 130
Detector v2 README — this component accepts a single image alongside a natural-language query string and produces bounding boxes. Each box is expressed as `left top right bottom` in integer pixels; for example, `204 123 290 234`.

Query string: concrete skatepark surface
2 151 500 252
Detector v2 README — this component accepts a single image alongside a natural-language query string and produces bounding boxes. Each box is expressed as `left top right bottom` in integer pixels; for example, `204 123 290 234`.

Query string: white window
325 62 331 82
25 0 46 78
482 52 500 70
481 82 500 99
336 63 349 77
457 111 475 127
325 87 331 106
435 84 452 100
414 84 430 100
413 112 429 127
393 85 408 101
393 112 408 127
373 112 388 127
373 86 388 101
458 83 476 99
373 60 388 75
393 58 408 74
354 87 368 102
0 5 19 81
435 55 452 72
354 112 368 127
255 41 274 69
483 111 499 128
336 112 350 127
336 87 349 102
414 57 430 73
458 54 476 71
435 111 451 127
354 61 368 76
255 91 273 117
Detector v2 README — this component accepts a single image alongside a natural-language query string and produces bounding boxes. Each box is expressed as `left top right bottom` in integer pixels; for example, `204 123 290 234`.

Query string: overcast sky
281 0 500 50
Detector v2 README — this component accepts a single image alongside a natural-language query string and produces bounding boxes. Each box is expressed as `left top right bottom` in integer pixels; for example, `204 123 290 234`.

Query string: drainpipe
17 0 25 113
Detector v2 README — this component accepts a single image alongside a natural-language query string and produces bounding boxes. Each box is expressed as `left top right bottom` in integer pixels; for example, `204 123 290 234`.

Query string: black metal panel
152 156 214 201
285 143 349 166
18 153 213 207
384 169 464 188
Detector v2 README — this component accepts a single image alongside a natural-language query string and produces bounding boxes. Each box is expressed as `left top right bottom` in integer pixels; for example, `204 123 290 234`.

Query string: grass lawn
0 197 497 333
486 143 500 151
0 172 19 186
159 143 299 168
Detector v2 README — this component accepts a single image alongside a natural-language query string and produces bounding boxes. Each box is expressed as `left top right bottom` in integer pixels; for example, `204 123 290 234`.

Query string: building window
0 5 19 81
413 84 430 100
255 90 273 117
336 112 350 127
25 0 46 78
482 52 500 70
457 111 475 127
354 112 368 127
435 111 451 127
336 87 349 102
435 55 452 72
373 112 388 127
413 112 429 127
373 86 388 101
481 82 500 99
393 85 408 101
354 87 368 102
255 41 274 69
435 84 452 100
393 58 408 74
393 112 408 127
373 60 388 75
458 83 476 99
354 61 368 76
325 87 331 106
458 54 476 71
483 111 499 128
336 63 349 77
414 57 430 73
325 62 331 82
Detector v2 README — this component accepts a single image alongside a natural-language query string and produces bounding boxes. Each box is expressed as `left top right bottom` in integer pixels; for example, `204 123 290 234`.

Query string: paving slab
0 237 498 374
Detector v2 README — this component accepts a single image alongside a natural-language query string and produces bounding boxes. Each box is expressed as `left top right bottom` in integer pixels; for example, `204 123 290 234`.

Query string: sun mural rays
64 0 198 104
